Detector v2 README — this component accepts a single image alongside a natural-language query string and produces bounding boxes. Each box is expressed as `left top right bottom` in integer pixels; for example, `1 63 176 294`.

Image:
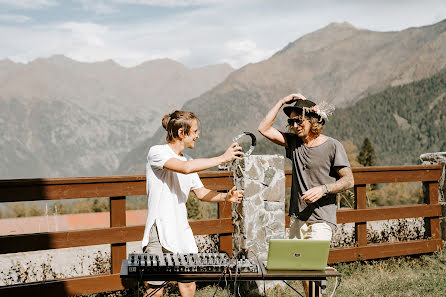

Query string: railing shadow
0 178 69 297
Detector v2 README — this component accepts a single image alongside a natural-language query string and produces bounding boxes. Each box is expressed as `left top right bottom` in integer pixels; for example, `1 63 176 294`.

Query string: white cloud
76 0 118 14
59 22 108 47
113 0 223 7
224 39 276 68
0 0 57 9
0 13 31 23
0 0 445 69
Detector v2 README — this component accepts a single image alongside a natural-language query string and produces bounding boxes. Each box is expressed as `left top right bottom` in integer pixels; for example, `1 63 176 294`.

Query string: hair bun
161 113 171 130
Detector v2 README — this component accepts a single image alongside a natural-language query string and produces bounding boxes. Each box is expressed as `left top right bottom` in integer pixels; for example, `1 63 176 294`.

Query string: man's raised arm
258 93 306 146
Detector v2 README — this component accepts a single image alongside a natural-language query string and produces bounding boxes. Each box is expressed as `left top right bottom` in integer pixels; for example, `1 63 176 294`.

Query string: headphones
232 132 256 157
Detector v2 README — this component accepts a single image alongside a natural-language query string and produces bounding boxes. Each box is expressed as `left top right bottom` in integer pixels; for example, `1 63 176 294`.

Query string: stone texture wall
420 152 446 240
230 155 286 293
231 155 285 262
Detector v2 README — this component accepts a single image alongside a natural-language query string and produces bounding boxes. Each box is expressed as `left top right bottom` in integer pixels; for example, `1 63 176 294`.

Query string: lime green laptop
266 239 330 270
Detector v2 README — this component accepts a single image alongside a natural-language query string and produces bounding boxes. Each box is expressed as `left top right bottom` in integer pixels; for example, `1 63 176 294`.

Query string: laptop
265 239 330 271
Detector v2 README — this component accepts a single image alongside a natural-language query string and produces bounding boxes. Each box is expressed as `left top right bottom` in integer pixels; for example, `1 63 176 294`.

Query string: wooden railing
0 165 443 296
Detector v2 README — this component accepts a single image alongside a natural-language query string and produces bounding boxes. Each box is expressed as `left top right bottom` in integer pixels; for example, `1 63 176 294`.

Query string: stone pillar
420 152 446 240
231 155 285 293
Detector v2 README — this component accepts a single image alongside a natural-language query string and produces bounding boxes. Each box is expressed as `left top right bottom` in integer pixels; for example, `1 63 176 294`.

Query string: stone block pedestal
231 155 285 294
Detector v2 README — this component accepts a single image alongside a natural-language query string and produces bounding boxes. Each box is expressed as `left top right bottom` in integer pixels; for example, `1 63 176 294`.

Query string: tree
358 137 377 167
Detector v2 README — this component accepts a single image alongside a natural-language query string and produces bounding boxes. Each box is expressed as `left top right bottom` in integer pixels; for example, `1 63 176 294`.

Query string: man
258 93 354 296
142 110 244 297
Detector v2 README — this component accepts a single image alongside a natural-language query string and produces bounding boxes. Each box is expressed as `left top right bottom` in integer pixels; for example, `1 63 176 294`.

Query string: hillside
0 56 233 178
0 56 233 121
117 20 446 174
324 68 446 165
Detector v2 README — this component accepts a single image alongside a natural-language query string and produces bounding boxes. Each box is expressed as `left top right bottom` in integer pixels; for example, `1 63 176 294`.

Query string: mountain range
118 19 446 174
2 19 446 178
0 57 232 178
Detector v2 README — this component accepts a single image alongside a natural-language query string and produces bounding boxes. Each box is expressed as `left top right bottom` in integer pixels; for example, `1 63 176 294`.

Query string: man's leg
290 220 332 297
309 222 333 241
144 285 164 297
305 222 332 297
178 281 196 297
289 218 311 296
143 224 166 297
289 216 306 239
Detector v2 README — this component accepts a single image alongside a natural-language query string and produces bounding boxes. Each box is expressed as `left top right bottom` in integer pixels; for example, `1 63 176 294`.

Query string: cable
137 266 144 297
211 269 228 297
216 133 256 296
233 253 240 297
282 280 305 297
225 269 232 297
330 276 341 297
250 250 266 296
324 266 341 297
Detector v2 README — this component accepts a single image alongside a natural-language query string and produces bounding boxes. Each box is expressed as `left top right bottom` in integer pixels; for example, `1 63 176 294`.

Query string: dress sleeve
147 146 171 170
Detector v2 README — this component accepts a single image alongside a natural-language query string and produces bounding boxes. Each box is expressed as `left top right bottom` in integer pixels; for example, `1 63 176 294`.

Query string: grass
86 249 446 297
331 249 446 297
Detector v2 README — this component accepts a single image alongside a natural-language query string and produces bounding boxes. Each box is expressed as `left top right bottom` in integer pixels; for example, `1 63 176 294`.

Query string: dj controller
126 252 260 276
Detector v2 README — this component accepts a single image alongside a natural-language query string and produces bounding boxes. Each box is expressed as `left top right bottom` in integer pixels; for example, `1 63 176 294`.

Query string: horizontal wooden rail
285 204 442 227
0 178 146 202
328 239 443 263
0 165 441 203
0 172 233 203
0 218 233 254
336 204 442 224
285 165 442 187
351 166 442 184
0 273 127 297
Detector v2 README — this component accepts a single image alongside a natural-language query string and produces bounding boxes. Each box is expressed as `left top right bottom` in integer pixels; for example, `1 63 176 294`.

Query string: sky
0 0 445 69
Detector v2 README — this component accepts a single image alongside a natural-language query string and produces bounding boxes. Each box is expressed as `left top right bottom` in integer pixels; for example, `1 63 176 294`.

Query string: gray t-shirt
285 134 350 230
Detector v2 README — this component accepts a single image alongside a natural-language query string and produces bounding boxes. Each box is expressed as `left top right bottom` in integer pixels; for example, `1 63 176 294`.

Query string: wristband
323 184 329 194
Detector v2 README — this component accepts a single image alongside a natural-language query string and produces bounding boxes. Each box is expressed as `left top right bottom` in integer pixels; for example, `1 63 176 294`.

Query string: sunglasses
287 118 305 126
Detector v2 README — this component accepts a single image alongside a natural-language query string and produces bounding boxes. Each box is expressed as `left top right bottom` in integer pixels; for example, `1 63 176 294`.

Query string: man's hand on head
301 185 326 203
280 93 307 105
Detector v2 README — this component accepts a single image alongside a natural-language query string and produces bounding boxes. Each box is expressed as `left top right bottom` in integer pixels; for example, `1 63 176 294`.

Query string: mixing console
126 252 259 275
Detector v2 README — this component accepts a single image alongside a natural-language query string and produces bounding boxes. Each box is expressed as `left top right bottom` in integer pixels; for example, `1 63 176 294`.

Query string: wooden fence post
423 182 441 240
110 196 126 274
218 201 233 257
354 185 367 252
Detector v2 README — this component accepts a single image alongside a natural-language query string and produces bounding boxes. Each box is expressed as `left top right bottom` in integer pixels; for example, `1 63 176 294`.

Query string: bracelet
323 184 329 194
